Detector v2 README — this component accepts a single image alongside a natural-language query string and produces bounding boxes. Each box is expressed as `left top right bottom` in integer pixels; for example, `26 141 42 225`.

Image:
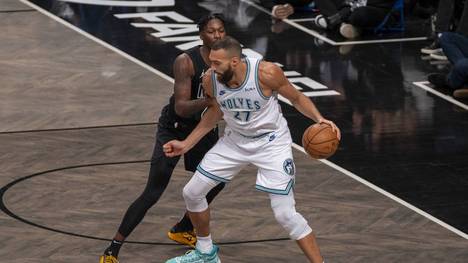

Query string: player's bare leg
296 233 324 263
189 208 211 237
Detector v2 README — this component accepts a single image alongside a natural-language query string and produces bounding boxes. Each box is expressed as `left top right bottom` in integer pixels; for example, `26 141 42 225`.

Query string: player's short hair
197 13 225 33
211 36 242 58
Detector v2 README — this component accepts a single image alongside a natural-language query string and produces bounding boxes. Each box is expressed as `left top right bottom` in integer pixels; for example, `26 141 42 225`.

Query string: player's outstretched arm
163 70 223 157
259 61 341 140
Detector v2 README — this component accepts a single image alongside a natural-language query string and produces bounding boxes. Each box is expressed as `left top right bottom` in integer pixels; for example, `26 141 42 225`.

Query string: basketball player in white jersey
163 36 340 263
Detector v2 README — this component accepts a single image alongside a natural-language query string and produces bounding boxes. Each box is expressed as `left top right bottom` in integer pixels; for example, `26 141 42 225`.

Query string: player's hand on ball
163 140 187 157
318 118 341 141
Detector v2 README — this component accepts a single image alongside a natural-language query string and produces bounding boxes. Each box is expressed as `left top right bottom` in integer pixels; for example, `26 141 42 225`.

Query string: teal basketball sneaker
165 245 220 263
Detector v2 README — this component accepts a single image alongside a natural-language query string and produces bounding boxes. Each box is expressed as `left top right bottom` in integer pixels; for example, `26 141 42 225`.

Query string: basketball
302 123 339 159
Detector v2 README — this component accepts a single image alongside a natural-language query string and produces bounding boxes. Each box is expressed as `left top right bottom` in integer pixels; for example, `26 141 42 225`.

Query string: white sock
196 234 213 254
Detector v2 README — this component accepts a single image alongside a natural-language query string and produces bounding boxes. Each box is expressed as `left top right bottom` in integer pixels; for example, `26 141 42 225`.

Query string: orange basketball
302 123 339 159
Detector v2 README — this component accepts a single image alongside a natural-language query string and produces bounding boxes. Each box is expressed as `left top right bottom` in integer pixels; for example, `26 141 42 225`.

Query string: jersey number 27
234 111 251 122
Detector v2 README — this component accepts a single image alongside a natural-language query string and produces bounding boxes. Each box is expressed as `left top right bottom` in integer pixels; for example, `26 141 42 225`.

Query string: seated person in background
260 0 315 20
421 0 468 61
407 0 438 19
313 0 395 39
428 32 468 99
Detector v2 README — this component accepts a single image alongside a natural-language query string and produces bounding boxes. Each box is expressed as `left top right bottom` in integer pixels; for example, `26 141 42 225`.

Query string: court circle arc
0 161 288 246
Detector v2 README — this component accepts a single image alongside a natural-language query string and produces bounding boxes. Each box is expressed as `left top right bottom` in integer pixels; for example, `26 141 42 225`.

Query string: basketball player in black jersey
99 14 227 263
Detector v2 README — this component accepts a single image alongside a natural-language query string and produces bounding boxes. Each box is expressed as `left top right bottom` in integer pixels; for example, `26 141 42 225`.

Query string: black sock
173 214 194 232
104 239 123 257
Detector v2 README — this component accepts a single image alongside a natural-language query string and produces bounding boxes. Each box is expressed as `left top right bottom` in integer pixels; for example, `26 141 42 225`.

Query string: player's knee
271 197 312 240
182 175 212 212
182 183 204 202
285 212 312 240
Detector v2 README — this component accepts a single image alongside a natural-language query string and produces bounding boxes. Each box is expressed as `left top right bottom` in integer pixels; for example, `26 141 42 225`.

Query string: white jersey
212 57 288 138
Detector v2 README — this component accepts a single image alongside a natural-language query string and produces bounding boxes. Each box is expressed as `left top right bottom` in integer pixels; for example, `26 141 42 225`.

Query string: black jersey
160 46 209 130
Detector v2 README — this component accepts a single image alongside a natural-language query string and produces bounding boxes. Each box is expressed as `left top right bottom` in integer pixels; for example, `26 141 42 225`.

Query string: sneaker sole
453 89 468 99
167 231 196 248
340 25 360 39
313 15 327 29
429 60 450 65
429 53 448 61
99 255 119 263
421 48 442 55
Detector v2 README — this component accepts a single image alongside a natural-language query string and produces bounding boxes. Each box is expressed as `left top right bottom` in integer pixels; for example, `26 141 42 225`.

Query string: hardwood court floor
1 0 467 263
2 126 468 263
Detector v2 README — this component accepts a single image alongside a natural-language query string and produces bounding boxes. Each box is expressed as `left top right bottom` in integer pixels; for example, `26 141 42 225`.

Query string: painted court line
336 36 427 45
240 0 336 45
20 0 468 241
413 81 468 110
242 0 427 46
288 18 316 22
292 144 468 240
57 0 174 7
19 0 174 83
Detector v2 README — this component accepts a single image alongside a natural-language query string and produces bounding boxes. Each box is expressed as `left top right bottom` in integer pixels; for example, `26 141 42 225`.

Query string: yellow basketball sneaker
99 254 119 263
167 227 197 248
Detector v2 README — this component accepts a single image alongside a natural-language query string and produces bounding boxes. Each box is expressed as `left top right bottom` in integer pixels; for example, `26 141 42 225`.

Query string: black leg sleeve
117 127 180 237
206 182 225 204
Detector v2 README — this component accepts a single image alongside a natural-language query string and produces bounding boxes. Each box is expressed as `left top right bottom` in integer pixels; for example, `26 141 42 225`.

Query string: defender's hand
163 140 188 157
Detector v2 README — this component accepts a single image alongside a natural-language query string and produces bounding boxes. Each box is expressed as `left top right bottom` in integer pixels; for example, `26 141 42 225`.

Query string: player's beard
217 65 234 86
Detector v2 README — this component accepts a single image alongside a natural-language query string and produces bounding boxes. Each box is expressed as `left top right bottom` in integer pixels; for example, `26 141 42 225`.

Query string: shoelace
182 233 195 241
178 250 202 263
105 256 119 263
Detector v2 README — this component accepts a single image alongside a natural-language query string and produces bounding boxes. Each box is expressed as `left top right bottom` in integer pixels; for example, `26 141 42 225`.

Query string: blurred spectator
407 0 438 19
313 0 396 39
427 32 468 98
260 0 315 19
421 0 468 61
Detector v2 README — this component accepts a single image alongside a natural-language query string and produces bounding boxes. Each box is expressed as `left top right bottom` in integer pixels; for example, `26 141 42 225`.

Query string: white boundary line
291 144 468 240
289 18 316 22
20 0 468 240
241 0 427 46
413 81 468 110
19 0 175 83
57 0 174 7
240 0 336 45
335 36 428 45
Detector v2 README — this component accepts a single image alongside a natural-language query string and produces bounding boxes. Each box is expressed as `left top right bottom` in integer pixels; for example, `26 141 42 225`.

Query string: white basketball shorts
196 126 295 195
